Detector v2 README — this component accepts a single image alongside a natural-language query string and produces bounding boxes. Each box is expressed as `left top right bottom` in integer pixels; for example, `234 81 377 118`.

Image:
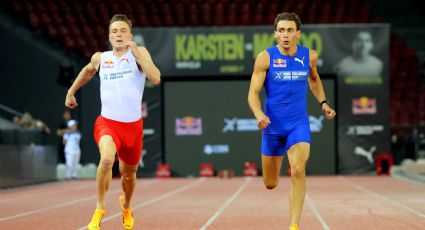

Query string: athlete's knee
99 156 115 172
290 165 306 179
120 168 136 181
121 172 136 182
120 163 138 180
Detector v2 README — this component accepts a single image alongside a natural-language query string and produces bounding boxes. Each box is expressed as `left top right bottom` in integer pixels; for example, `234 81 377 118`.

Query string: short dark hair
274 12 301 31
109 14 132 30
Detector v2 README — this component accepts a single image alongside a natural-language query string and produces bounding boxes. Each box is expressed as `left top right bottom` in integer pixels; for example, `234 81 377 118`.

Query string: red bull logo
352 97 377 114
175 116 203 135
102 59 114 68
272 58 286 68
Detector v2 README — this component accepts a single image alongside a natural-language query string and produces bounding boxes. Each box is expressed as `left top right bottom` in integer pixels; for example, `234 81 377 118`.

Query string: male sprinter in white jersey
248 12 335 230
65 14 160 230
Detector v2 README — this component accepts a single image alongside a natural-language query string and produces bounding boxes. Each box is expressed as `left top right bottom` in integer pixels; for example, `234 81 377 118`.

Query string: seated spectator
13 112 51 134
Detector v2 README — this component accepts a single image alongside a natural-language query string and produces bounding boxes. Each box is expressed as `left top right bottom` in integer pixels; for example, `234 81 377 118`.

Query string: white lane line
305 195 330 230
339 176 425 219
0 180 157 221
77 178 206 230
199 177 252 230
0 183 93 203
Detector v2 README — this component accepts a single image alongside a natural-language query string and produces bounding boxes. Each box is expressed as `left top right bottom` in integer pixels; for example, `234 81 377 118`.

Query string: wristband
320 100 329 108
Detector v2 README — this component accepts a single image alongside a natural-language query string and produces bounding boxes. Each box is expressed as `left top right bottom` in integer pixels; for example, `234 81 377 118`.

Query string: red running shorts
94 115 143 165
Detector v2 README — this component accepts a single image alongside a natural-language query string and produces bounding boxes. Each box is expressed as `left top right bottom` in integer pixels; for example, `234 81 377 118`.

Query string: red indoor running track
1 176 425 230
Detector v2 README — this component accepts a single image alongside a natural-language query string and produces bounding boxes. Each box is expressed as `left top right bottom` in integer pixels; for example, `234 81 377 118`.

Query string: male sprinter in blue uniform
248 12 336 230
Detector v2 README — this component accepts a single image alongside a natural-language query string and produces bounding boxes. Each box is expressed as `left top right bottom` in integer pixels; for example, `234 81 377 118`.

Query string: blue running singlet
261 45 311 156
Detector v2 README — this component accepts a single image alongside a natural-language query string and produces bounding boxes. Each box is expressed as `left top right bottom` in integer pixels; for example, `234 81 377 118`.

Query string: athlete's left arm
127 41 161 85
308 50 336 120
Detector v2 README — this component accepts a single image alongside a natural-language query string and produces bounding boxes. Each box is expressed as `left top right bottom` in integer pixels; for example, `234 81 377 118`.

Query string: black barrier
164 79 335 176
0 128 45 145
0 145 57 188
137 84 163 177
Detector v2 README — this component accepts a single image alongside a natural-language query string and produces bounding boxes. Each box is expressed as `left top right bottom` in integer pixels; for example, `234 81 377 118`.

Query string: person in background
13 112 51 134
63 119 81 180
56 110 73 163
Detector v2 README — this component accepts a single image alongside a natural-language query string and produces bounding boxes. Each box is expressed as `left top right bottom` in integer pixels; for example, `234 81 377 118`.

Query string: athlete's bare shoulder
137 46 148 53
90 52 102 72
257 50 270 59
309 50 318 67
254 50 270 70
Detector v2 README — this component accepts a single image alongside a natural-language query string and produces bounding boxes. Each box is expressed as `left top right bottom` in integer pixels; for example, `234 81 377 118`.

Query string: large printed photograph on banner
333 27 390 174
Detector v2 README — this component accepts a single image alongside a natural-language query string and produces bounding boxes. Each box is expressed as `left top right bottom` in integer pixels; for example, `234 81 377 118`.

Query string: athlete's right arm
248 50 271 129
65 52 101 109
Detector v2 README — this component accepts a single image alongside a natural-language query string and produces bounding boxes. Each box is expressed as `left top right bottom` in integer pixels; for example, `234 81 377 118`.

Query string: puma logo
295 57 305 67
309 115 324 132
354 146 376 164
139 149 147 168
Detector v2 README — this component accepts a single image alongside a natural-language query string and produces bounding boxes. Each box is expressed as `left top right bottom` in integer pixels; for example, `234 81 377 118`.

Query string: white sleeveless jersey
99 49 146 122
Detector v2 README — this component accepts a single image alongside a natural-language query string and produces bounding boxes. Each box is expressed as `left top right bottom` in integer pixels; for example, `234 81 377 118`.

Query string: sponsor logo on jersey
102 59 114 68
273 71 308 81
294 57 305 67
273 58 287 68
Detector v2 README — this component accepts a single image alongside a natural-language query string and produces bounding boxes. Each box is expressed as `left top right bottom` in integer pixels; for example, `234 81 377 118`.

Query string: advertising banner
137 84 163 177
164 80 335 176
135 24 389 175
